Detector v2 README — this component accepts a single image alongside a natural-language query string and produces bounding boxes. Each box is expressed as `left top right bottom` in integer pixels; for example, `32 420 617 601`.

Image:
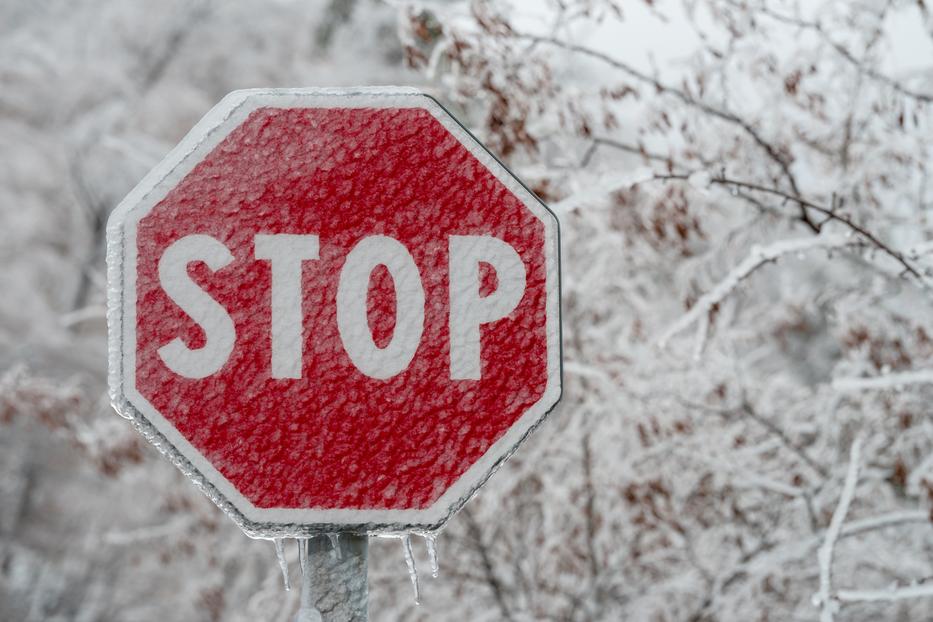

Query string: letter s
157 235 235 379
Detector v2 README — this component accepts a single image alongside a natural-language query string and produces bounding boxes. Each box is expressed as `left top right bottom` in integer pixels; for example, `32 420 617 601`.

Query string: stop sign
107 88 561 536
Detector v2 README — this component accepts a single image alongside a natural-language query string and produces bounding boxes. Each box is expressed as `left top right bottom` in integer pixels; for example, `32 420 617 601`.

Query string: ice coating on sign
132 105 549 512
107 89 561 534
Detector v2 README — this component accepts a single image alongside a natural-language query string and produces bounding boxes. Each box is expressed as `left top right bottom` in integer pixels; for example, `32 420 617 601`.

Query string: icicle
425 534 439 578
298 537 309 576
273 538 290 591
401 534 420 604
327 533 342 560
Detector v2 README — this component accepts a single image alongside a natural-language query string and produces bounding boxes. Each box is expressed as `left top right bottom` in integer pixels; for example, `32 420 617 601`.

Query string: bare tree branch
515 32 822 231
815 436 863 622
463 507 514 622
650 173 925 280
743 0 933 103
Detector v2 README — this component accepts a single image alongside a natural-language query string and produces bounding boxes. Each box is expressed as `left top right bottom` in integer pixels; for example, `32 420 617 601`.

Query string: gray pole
296 534 368 622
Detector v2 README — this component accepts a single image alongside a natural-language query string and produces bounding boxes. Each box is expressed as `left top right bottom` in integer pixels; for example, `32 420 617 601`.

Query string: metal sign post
296 535 368 622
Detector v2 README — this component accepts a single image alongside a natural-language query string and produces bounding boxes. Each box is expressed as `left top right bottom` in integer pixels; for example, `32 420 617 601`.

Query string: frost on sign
106 88 562 537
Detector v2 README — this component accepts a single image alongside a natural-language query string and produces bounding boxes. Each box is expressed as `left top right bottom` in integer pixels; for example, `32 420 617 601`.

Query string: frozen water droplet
425 534 439 578
327 533 342 560
401 535 420 604
273 538 291 591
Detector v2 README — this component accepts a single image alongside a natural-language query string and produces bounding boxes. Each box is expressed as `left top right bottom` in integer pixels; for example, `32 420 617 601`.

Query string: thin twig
816 436 864 622
837 583 933 603
658 233 862 353
652 173 923 279
680 397 829 479
743 1 933 103
832 369 933 392
463 507 514 622
515 32 821 231
740 401 829 480
581 434 603 614
581 137 675 169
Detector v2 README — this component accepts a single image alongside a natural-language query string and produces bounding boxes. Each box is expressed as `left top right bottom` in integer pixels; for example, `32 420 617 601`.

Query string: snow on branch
549 166 654 214
654 173 928 281
658 235 854 356
102 516 195 546
839 510 930 539
515 32 821 229
750 2 933 104
814 436 863 622
739 510 930 587
836 583 933 603
832 369 933 392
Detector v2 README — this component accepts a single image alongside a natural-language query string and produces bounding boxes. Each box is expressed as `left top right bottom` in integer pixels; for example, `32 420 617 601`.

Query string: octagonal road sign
106 88 562 537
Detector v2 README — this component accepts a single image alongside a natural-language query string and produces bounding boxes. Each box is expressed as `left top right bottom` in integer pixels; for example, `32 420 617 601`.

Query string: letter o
336 236 425 379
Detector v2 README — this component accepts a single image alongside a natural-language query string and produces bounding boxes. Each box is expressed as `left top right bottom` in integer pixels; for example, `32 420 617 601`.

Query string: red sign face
107 89 561 536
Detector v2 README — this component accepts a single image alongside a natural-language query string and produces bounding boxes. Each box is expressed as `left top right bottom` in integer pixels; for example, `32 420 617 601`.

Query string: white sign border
107 87 562 538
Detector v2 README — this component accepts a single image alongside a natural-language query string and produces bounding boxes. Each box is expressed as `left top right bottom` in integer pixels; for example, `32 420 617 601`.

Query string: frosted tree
0 1 420 620
2 0 932 621
386 0 933 620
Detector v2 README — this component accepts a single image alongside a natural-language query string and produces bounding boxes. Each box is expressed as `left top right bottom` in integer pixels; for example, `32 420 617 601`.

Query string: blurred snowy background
2 0 933 620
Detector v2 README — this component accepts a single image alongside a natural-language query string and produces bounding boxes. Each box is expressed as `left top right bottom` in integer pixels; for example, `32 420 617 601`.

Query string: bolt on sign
107 88 562 537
